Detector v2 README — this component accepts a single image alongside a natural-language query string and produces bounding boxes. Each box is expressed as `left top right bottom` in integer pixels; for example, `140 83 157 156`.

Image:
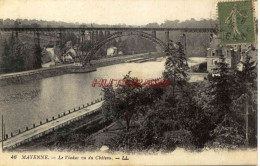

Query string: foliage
163 42 189 95
1 38 24 72
33 44 42 69
207 55 239 122
110 129 164 152
111 36 157 55
102 72 143 131
205 53 257 148
59 32 78 52
1 35 43 73
105 46 257 152
206 116 246 149
233 53 257 146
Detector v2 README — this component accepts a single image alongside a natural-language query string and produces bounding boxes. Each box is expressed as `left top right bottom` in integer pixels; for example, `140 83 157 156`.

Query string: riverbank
2 99 105 151
0 52 164 86
90 52 164 68
0 65 97 86
7 109 113 152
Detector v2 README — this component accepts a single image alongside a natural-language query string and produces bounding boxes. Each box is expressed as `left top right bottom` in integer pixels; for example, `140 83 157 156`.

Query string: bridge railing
0 27 217 32
4 105 104 150
1 97 104 143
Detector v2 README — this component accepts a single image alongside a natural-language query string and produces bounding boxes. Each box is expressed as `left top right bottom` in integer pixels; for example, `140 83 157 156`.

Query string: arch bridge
0 27 217 65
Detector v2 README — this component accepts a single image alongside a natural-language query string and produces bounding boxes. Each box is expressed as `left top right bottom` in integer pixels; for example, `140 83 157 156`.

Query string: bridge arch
82 31 168 66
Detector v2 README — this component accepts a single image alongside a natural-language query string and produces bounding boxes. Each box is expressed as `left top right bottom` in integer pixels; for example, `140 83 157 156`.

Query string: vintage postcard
0 0 258 165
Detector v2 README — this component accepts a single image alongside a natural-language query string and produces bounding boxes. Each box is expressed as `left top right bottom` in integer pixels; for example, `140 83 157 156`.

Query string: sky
0 0 257 25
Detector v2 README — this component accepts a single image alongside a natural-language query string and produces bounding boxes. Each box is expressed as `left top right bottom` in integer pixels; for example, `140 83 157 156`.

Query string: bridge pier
11 31 18 40
165 30 169 50
180 33 186 52
105 30 110 37
15 31 18 40
56 31 62 57
98 31 104 41
94 30 98 44
81 30 85 42
56 31 62 47
210 33 214 42
88 31 93 46
152 30 156 38
79 31 85 58
34 32 40 46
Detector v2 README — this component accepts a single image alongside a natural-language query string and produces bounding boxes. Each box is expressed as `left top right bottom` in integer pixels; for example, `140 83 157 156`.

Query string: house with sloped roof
62 48 78 63
107 47 118 56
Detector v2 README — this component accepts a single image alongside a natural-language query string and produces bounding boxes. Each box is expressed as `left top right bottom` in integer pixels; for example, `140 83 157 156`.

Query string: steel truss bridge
0 27 217 66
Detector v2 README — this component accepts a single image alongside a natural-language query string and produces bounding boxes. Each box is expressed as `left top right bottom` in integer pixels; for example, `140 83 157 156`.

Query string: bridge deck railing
0 27 217 33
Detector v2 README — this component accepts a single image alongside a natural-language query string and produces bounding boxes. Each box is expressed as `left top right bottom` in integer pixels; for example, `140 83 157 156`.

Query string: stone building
206 36 240 73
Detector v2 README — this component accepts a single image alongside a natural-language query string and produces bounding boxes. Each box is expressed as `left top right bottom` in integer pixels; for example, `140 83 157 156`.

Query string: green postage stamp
218 0 255 45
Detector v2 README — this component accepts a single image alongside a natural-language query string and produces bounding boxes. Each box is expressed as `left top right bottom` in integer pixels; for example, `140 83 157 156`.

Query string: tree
102 72 143 131
0 19 3 26
2 39 13 72
111 39 118 47
14 20 20 27
33 44 42 69
237 53 257 88
207 55 240 121
145 22 160 28
206 54 246 148
233 53 257 146
14 43 25 72
30 23 40 28
1 33 45 73
1 36 25 73
163 42 189 96
63 32 77 46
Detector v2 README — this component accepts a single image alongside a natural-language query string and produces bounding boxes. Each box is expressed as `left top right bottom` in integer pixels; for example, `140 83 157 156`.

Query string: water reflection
0 57 206 136
0 60 165 136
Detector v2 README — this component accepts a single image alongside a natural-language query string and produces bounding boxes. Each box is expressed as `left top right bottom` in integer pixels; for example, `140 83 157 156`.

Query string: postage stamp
218 0 255 45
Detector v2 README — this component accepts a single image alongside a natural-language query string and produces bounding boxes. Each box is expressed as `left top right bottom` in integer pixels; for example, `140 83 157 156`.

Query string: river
0 56 207 137
0 59 166 137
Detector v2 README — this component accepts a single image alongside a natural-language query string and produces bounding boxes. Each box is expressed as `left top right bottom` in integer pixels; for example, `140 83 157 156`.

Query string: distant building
206 36 240 73
107 47 118 56
62 48 78 63
118 51 123 55
63 54 73 63
237 44 258 71
66 48 77 58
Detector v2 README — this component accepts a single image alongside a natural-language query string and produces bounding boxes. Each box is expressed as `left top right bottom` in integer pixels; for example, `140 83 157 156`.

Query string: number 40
11 155 17 159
